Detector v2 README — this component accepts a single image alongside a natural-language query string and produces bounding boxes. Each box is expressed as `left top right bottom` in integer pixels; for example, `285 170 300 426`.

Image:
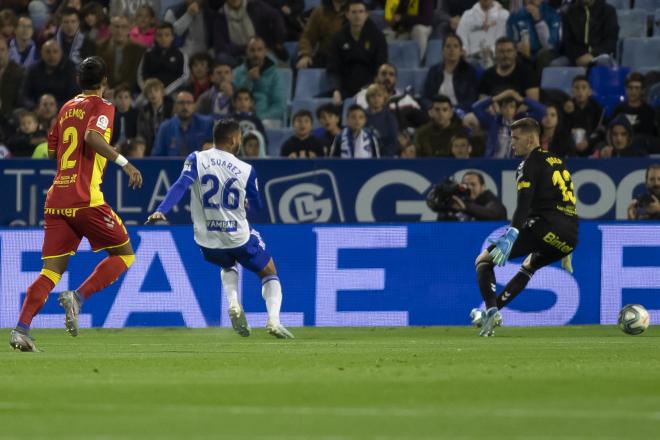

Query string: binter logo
264 170 345 223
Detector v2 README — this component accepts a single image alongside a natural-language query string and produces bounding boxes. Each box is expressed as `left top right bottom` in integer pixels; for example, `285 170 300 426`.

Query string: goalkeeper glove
489 227 519 266
561 253 573 274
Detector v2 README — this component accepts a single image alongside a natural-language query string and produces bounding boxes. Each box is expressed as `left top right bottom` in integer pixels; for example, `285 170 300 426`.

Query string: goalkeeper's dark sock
17 270 60 329
476 260 498 309
77 255 134 300
497 266 534 309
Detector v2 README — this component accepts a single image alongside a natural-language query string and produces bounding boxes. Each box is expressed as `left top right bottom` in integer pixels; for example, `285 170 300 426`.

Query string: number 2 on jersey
60 127 78 170
201 175 240 210
552 170 576 205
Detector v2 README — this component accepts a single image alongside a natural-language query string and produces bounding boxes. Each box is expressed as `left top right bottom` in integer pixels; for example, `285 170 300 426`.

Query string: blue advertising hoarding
1 222 659 329
0 158 654 226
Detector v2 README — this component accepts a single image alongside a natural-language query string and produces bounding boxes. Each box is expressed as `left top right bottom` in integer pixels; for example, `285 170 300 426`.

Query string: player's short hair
431 94 452 106
625 72 645 88
293 109 313 123
495 36 514 47
316 103 341 119
143 77 164 93
645 163 660 181
572 74 589 85
511 117 541 136
347 104 366 117
156 22 174 33
463 171 484 185
78 56 107 90
213 119 241 145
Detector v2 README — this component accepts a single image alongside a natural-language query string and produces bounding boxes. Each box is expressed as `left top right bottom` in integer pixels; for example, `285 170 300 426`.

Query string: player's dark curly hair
78 56 107 90
213 119 241 146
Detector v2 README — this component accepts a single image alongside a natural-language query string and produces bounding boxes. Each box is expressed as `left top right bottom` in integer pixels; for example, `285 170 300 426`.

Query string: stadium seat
294 68 327 99
290 98 334 126
283 41 299 63
617 10 649 38
588 65 631 116
647 82 660 106
266 128 294 156
304 0 321 10
369 10 388 30
621 37 660 69
388 41 421 68
541 67 586 95
278 68 293 102
424 39 443 67
655 8 660 35
396 68 428 94
606 0 630 9
634 0 660 13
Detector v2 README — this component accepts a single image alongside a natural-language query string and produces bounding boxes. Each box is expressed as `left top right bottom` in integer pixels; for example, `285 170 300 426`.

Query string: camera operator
427 171 507 221
627 164 660 220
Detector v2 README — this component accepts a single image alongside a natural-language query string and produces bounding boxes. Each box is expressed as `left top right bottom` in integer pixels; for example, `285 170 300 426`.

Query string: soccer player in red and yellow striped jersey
10 57 143 352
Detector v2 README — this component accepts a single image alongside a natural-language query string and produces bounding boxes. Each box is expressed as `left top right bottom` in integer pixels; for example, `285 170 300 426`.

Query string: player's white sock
221 267 240 309
261 275 282 325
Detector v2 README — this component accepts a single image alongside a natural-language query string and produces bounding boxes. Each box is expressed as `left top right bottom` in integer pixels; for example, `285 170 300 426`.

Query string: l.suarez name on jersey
202 158 243 176
0 222 658 329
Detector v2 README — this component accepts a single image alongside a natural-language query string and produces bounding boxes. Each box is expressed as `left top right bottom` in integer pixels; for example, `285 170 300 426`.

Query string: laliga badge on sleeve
96 115 109 130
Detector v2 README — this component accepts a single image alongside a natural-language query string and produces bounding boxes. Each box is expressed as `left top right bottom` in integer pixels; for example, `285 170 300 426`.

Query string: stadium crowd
0 0 659 159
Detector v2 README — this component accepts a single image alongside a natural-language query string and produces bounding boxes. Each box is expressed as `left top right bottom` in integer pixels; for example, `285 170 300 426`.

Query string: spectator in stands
312 103 342 152
111 84 139 145
423 33 479 112
355 63 423 128
365 83 399 157
561 0 618 67
239 130 267 157
594 116 647 158
330 104 380 157
137 78 174 155
478 37 539 100
281 110 326 158
610 72 657 138
6 111 46 157
152 90 214 156
450 134 472 158
264 0 305 41
97 16 145 91
231 88 267 139
22 39 79 108
415 94 466 157
0 36 24 119
196 62 234 120
541 103 575 157
456 0 509 69
109 0 161 21
506 0 561 75
35 93 57 131
138 22 189 97
441 0 478 34
56 7 94 65
563 74 603 157
80 2 110 43
296 0 347 69
0 9 17 40
387 0 434 60
233 37 286 127
120 137 147 158
164 0 209 57
627 164 660 220
210 0 288 63
451 171 507 221
472 89 545 157
183 52 213 101
327 0 387 103
129 5 156 48
399 142 416 158
8 15 38 68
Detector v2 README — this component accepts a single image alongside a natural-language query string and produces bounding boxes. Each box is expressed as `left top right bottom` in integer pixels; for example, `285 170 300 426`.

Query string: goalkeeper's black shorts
487 216 578 270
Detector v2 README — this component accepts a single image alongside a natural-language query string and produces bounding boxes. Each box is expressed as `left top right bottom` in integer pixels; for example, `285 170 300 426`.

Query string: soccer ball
618 304 650 335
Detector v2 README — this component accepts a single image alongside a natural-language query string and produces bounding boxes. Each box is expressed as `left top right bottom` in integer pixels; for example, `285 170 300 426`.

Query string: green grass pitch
1 326 660 440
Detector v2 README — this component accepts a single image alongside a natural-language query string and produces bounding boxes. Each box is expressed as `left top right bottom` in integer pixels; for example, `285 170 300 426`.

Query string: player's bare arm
85 129 143 189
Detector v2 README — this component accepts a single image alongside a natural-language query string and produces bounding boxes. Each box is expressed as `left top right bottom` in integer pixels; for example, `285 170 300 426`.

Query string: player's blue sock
15 322 30 333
